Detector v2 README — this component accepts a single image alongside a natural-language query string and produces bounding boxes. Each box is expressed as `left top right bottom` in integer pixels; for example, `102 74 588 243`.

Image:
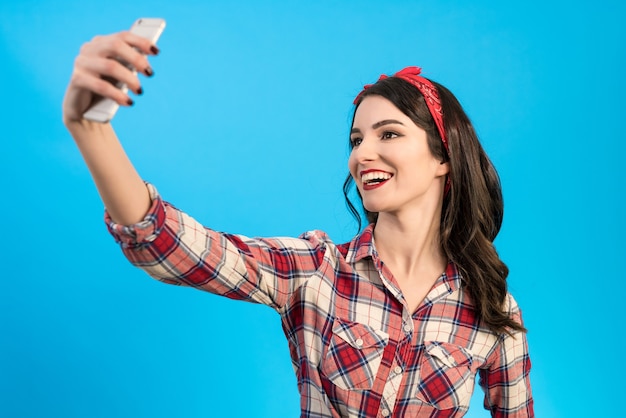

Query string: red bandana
353 66 448 155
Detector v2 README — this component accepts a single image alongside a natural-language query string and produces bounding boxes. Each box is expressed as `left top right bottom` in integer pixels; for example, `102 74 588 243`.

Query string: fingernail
144 67 154 77
150 45 160 55
137 87 143 95
127 98 134 106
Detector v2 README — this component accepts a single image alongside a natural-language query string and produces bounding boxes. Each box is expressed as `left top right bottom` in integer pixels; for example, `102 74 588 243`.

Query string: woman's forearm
68 120 151 225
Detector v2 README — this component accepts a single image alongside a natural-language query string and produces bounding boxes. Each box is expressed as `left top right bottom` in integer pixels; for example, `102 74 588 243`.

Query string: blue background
1 0 624 416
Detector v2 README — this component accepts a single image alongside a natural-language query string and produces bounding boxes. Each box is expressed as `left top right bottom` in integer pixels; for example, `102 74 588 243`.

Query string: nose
351 136 378 164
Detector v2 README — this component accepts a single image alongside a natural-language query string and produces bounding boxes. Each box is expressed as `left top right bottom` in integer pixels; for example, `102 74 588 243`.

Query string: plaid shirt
107 184 533 417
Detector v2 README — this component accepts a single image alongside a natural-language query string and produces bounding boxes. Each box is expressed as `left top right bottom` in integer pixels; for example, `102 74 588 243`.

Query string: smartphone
83 18 166 123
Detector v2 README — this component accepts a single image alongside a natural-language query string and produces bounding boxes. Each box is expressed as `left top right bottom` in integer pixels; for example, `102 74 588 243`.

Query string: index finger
120 30 161 56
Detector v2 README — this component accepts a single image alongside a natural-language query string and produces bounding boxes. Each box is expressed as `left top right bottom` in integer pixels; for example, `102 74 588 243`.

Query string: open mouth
361 171 393 190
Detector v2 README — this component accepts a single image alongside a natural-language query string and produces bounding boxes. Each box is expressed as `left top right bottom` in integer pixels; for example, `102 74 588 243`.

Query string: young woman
63 31 533 417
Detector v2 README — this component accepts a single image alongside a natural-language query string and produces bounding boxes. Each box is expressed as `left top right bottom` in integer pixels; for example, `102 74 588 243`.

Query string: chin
362 202 387 214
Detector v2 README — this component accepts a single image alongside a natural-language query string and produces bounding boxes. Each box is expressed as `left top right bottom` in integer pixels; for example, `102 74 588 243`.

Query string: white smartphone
83 18 166 123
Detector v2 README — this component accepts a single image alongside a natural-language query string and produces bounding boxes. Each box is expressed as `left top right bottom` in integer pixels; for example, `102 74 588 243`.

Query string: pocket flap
332 318 389 349
425 342 473 368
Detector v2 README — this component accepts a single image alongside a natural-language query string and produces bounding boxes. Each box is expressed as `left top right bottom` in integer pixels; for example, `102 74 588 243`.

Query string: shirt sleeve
478 294 534 417
105 183 328 312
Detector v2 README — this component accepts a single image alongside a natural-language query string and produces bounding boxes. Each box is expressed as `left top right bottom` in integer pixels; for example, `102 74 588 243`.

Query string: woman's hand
62 31 159 126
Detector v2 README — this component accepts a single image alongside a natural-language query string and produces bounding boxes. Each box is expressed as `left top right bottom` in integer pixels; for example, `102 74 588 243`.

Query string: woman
63 31 533 417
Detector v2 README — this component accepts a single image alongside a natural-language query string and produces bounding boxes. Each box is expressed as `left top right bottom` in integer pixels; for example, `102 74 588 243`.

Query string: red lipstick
360 169 393 191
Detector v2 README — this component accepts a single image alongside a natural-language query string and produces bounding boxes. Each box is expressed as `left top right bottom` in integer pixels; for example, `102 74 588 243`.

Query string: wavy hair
344 77 526 336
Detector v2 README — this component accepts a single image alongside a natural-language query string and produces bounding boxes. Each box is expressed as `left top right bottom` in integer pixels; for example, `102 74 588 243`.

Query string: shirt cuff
105 183 166 249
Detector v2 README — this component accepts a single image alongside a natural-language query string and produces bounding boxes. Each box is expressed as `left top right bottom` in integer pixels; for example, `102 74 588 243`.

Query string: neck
373 203 447 280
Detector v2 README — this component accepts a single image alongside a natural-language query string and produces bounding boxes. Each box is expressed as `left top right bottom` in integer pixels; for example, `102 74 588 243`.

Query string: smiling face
348 95 449 218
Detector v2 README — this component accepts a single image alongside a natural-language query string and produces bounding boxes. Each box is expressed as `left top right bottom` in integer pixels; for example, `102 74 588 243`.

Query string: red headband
353 66 448 155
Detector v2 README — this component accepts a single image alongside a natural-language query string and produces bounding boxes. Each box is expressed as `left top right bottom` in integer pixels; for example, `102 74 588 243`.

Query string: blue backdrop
1 0 624 416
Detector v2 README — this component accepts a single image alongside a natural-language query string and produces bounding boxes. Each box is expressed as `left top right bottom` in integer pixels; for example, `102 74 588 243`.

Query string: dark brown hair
344 77 526 336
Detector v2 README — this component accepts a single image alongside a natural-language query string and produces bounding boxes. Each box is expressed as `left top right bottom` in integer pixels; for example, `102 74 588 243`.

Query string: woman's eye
382 131 398 140
351 137 363 146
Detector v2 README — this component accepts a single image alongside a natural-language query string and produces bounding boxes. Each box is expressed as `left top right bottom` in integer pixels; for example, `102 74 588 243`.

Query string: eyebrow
350 119 405 134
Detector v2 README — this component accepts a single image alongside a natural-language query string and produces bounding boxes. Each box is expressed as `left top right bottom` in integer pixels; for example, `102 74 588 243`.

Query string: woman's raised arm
62 30 159 225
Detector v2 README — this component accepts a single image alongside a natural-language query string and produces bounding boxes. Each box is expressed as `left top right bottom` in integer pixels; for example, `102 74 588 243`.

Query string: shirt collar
343 223 377 264
432 261 463 299
343 223 464 296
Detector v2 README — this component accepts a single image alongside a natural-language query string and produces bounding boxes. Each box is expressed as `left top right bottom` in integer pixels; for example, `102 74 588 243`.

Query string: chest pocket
321 318 389 390
415 342 476 410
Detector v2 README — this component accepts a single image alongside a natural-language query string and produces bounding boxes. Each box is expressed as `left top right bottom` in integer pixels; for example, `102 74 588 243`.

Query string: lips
360 170 393 191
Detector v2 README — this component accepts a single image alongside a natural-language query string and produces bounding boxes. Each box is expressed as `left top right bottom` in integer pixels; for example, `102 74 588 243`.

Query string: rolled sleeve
103 183 328 310
105 183 166 248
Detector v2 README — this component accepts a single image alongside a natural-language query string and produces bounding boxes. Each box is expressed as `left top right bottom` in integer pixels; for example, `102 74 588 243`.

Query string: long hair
344 77 526 335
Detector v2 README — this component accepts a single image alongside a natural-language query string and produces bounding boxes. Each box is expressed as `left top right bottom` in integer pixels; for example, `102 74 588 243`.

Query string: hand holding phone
82 18 166 123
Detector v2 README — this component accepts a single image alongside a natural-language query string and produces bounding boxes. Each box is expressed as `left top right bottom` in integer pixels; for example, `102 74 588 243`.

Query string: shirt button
355 338 364 347
394 366 402 374
381 409 390 417
403 324 411 333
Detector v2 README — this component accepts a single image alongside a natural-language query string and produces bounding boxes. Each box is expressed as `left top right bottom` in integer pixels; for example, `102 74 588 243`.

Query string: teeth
362 171 392 184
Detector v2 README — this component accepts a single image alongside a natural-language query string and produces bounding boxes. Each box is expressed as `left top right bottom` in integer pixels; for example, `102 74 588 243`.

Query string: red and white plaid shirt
107 184 533 417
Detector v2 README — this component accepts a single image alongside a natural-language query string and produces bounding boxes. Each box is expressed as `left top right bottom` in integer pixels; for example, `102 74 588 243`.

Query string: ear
436 160 450 177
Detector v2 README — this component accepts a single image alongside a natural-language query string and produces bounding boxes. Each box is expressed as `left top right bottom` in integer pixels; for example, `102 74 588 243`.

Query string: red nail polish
150 45 160 55
144 67 154 77
137 87 143 95
127 98 134 106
